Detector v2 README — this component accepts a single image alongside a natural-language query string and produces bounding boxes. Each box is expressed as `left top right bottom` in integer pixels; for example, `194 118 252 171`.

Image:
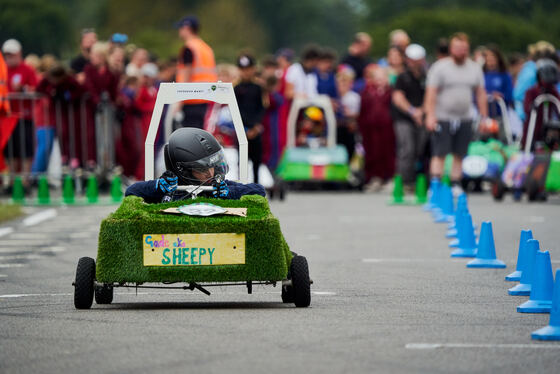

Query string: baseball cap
110 33 128 44
2 39 22 54
237 54 255 68
175 16 199 32
405 43 426 60
141 63 159 78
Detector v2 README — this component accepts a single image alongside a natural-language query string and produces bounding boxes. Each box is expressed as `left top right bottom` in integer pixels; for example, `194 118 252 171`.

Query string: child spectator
234 54 265 183
335 65 360 159
315 48 338 99
358 64 395 191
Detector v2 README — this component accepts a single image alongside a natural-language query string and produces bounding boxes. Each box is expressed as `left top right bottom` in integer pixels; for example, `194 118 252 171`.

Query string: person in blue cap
125 128 265 203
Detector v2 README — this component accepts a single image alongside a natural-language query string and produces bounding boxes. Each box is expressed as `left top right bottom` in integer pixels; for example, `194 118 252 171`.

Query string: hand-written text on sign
143 233 245 266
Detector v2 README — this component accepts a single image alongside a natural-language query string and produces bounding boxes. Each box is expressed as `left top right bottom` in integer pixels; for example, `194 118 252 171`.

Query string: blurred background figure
315 47 338 99
341 32 372 92
335 65 360 160
234 53 264 183
424 32 487 195
175 15 217 130
391 43 428 192
389 29 410 52
70 28 97 84
285 44 320 100
483 44 514 138
2 39 37 180
359 64 395 191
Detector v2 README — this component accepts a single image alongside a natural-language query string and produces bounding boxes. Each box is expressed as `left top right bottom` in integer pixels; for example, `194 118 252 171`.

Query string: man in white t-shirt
424 32 488 193
285 45 320 99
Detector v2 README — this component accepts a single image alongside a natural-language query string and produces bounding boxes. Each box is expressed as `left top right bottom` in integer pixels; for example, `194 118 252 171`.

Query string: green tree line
0 0 559 62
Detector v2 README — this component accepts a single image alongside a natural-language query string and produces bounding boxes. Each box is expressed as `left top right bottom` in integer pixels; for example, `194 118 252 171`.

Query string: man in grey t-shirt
424 32 488 192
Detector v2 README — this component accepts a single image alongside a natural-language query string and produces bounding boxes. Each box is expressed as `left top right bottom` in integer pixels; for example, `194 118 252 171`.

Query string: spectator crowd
1 15 559 195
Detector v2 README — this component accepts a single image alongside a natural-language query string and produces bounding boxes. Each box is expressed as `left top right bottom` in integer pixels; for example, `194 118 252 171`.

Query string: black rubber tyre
527 178 540 202
74 257 95 309
491 180 505 201
95 284 113 304
281 285 294 303
290 255 311 307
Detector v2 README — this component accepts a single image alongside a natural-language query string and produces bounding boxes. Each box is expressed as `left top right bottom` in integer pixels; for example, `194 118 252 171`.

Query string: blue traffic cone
434 185 454 223
532 269 560 341
451 213 477 258
423 178 440 211
467 221 506 268
518 250 554 313
509 239 539 296
505 230 533 282
446 194 467 237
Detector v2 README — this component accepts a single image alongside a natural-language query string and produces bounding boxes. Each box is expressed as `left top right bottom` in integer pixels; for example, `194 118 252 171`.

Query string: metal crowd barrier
1 91 123 190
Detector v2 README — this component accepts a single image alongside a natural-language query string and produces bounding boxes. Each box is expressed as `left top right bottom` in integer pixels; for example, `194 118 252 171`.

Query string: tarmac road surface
0 192 559 373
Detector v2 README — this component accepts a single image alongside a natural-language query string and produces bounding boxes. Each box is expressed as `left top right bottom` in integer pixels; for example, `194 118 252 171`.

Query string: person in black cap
234 53 265 184
174 15 217 130
125 128 265 203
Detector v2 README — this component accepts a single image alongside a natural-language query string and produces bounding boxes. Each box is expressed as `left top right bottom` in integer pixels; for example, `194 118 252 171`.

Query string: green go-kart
276 96 352 188
73 82 311 309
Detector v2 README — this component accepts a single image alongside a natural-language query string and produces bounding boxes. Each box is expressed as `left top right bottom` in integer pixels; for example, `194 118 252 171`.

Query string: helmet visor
176 149 229 184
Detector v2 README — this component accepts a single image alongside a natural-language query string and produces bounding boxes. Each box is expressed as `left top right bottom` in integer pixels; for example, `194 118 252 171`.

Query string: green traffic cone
37 176 50 205
390 175 405 204
12 176 25 204
442 174 451 187
415 174 428 204
86 174 98 204
110 175 123 203
62 175 75 204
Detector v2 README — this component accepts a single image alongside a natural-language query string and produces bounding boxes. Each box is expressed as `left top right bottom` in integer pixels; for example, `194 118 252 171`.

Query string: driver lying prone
125 128 265 203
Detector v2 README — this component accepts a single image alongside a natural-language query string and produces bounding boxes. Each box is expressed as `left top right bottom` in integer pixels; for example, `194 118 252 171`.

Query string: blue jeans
31 127 55 174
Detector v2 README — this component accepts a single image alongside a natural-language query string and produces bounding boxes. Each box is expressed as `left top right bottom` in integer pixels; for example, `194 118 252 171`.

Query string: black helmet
164 128 229 185
536 59 559 85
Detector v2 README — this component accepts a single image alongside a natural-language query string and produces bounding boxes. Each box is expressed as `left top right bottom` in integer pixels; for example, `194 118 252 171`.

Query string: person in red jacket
2 39 37 177
134 63 159 180
358 64 395 191
83 42 120 168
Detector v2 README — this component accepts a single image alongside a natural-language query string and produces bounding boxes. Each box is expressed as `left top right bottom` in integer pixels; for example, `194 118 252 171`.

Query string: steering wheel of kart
161 175 222 203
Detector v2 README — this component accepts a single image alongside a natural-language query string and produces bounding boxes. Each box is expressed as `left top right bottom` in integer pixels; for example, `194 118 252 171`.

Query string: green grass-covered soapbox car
73 83 311 308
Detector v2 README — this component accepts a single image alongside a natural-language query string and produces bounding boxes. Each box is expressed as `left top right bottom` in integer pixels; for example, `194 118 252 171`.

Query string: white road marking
68 232 94 239
0 239 56 246
0 264 25 268
6 232 50 239
0 293 71 298
313 291 336 296
362 258 465 263
0 246 66 254
0 274 7 278
0 227 14 238
0 254 44 260
22 209 57 227
406 343 560 350
528 216 546 223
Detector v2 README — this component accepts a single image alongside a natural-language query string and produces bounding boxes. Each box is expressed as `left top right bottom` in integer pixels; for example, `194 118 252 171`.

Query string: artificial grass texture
96 195 292 283
0 203 22 223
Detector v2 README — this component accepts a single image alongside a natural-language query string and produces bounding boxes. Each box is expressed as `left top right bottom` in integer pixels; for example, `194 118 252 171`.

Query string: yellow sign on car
143 233 245 266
